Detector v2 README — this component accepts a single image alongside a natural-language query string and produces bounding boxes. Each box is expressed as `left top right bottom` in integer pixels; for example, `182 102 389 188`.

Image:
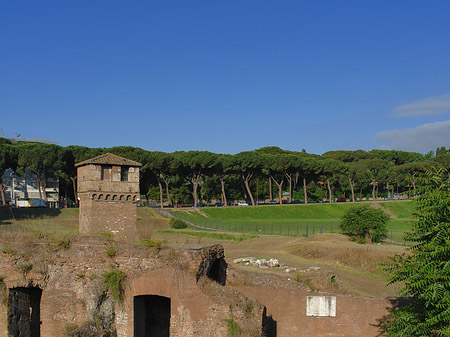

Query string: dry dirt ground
146 208 406 298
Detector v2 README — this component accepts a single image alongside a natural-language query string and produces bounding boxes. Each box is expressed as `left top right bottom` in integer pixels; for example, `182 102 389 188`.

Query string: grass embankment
0 207 79 236
172 201 417 242
158 229 258 243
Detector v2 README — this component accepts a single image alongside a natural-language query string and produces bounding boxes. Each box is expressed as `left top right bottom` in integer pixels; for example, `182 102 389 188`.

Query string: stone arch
133 195 137 201
112 195 118 200
126 195 131 201
92 194 97 200
119 195 124 201
98 194 104 200
105 194 111 200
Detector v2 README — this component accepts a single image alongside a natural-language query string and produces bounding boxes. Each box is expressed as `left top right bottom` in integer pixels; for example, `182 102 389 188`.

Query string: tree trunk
164 179 171 206
192 174 200 208
220 178 227 207
285 172 292 203
348 176 355 202
303 177 308 204
36 174 47 202
359 187 363 200
412 179 416 196
372 180 377 201
271 176 284 205
0 183 5 206
242 174 255 206
70 176 78 206
327 179 332 203
269 177 272 201
158 181 164 209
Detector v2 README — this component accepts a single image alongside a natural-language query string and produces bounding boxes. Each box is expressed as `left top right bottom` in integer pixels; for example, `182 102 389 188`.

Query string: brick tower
76 153 142 239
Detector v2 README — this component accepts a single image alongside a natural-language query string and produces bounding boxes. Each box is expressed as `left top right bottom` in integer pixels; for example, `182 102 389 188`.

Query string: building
2 168 60 207
76 153 142 239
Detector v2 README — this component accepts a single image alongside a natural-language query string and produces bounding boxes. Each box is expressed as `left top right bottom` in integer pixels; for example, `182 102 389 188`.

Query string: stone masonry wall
79 199 137 240
0 237 264 337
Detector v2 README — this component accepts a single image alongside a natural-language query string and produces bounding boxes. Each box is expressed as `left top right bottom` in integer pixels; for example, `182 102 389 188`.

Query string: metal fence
153 208 409 243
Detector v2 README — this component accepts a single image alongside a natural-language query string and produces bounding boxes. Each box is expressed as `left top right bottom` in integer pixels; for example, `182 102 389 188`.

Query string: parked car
238 201 249 206
268 200 278 204
215 202 224 207
291 200 301 204
16 198 47 208
336 197 346 202
282 200 288 204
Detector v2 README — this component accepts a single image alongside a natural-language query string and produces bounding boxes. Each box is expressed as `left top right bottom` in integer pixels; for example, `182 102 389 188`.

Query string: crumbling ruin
0 236 270 337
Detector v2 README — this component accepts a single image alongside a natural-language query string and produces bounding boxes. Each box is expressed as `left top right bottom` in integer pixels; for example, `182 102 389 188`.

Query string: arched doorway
134 295 171 337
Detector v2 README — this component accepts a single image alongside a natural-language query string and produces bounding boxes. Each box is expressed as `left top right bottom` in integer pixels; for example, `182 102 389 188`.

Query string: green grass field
0 207 79 235
172 201 417 242
0 200 418 243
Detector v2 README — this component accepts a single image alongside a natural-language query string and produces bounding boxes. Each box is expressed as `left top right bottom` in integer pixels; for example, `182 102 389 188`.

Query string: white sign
306 296 336 317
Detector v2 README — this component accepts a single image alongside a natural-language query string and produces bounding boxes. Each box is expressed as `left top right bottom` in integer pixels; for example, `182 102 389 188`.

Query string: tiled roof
75 153 142 167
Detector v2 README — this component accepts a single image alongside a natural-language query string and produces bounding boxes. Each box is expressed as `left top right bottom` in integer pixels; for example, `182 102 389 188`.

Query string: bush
101 269 126 304
340 204 389 243
169 218 188 229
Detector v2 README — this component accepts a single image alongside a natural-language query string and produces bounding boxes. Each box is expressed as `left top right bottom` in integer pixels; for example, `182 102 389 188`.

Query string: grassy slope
172 201 416 240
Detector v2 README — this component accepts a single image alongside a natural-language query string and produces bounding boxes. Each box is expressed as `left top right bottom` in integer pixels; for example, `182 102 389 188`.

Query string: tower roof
75 153 142 167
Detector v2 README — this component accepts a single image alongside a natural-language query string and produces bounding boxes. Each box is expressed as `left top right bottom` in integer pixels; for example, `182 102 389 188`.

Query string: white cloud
395 93 450 117
374 120 450 152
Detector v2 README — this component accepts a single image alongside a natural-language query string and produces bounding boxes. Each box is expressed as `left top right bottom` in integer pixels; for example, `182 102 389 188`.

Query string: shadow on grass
373 297 411 336
0 206 62 226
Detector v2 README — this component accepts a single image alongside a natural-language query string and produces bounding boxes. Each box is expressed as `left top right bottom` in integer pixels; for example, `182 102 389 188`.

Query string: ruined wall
235 285 392 337
0 238 264 337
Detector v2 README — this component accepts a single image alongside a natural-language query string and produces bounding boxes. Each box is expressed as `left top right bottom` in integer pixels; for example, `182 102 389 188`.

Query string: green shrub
101 269 126 304
105 246 116 257
340 204 389 243
224 318 242 336
17 262 33 275
169 218 188 229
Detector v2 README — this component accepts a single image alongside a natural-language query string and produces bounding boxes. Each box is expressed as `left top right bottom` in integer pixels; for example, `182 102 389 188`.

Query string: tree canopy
384 166 450 336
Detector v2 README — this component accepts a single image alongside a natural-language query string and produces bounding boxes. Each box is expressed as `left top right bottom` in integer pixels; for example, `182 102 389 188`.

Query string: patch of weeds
64 323 78 335
294 271 302 283
105 246 116 258
167 249 189 272
53 236 71 249
76 273 85 279
1 248 16 255
140 239 165 250
33 230 46 239
244 300 254 317
17 262 33 275
89 273 97 280
0 275 6 306
137 216 144 221
98 231 114 241
224 318 242 337
169 218 188 229
304 278 316 291
101 269 126 304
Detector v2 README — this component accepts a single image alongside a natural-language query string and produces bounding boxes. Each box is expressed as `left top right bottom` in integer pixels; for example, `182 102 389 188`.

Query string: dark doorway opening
8 287 42 337
262 306 277 337
134 295 171 337
207 257 227 285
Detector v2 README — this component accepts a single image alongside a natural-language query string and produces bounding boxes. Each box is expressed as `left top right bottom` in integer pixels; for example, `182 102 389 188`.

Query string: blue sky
2 1 450 155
